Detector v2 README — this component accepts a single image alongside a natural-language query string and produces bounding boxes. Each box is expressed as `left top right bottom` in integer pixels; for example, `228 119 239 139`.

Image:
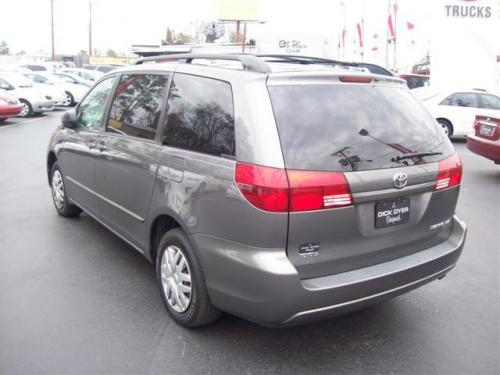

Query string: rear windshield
268 84 454 172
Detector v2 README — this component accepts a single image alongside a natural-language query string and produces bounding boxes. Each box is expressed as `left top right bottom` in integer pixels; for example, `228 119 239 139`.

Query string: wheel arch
436 117 453 135
47 151 57 186
149 212 186 264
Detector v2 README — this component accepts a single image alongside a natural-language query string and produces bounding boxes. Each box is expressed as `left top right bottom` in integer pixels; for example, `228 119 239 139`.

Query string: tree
174 32 193 44
106 49 118 58
0 41 9 55
166 28 174 44
16 50 27 56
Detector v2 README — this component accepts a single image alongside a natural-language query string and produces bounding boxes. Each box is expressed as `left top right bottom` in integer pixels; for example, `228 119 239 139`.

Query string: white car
0 72 54 117
23 72 88 107
59 68 103 82
420 89 500 138
53 72 92 88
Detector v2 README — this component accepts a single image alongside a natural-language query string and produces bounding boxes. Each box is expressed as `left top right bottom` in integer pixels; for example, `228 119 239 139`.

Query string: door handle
88 143 106 152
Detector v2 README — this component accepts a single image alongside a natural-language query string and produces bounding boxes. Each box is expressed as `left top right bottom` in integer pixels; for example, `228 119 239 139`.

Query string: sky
0 0 490 70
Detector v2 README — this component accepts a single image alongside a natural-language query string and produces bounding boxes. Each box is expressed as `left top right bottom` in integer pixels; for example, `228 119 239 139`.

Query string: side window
479 94 500 110
448 92 478 108
107 74 169 140
58 74 73 83
77 77 114 131
33 75 47 83
163 74 235 157
440 94 454 105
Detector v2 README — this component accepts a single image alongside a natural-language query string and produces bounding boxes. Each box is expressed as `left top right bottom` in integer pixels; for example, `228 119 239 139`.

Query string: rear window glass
268 84 454 172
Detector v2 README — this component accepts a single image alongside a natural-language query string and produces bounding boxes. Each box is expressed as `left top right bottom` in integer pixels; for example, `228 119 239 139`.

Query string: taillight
235 162 353 212
287 170 352 211
235 163 289 212
435 154 462 191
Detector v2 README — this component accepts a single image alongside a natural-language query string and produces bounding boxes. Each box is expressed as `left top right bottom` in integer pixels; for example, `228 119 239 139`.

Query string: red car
467 115 500 164
0 92 23 122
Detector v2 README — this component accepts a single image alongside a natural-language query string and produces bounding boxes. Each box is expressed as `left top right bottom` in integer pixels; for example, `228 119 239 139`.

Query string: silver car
0 72 54 117
46 54 466 327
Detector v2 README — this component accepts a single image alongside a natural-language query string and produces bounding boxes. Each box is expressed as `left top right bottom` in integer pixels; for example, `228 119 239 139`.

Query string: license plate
375 198 410 229
480 124 494 136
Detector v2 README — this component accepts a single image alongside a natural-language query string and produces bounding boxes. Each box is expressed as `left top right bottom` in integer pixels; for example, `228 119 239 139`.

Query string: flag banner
356 23 364 47
388 14 395 38
407 21 415 30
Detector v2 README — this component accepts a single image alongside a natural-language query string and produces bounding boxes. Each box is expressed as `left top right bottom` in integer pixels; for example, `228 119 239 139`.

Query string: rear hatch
267 75 461 279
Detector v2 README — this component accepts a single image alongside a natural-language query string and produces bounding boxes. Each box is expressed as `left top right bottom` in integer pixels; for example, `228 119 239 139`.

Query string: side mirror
62 109 78 129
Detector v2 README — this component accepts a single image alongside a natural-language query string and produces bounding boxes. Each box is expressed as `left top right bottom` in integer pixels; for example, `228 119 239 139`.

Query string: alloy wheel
20 103 30 117
62 93 72 106
160 245 192 313
52 170 65 210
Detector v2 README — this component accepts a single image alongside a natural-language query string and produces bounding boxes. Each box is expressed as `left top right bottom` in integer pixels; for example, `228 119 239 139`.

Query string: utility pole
88 0 93 56
50 0 55 61
241 22 247 53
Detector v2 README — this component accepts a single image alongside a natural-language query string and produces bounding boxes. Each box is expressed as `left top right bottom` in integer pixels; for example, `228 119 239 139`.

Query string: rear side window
440 92 478 107
479 94 500 110
164 73 235 157
107 74 170 140
268 84 454 172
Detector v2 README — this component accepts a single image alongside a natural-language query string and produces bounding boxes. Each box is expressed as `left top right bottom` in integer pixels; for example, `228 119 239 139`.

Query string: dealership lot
0 113 498 374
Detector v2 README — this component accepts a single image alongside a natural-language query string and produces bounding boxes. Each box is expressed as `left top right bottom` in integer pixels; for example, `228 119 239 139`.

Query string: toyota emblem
393 173 408 189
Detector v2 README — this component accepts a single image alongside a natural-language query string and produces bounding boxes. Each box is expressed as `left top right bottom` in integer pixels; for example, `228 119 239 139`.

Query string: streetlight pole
88 0 93 56
50 0 55 61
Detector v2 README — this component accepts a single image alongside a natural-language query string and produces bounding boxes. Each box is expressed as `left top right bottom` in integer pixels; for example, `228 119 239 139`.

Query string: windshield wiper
391 151 442 162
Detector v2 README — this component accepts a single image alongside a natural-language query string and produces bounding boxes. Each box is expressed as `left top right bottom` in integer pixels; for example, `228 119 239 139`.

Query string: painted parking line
0 111 63 129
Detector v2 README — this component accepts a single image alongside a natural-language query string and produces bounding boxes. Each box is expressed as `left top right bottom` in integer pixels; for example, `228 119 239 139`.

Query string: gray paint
47 61 467 325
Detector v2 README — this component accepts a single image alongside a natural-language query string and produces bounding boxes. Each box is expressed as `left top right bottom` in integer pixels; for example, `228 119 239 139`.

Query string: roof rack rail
257 54 394 76
257 54 344 65
135 53 271 73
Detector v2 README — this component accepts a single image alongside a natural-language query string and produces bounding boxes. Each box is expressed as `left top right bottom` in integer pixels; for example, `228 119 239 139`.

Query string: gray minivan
47 54 466 327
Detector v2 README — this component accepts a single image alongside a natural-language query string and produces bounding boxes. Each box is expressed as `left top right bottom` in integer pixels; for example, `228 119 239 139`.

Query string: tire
62 91 74 107
437 119 453 138
156 228 221 327
50 162 82 217
19 99 33 117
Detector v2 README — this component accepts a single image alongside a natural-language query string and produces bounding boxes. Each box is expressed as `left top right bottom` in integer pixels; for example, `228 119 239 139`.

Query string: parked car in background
0 91 23 122
0 72 54 117
59 68 103 82
82 64 98 70
19 64 49 72
398 73 430 90
24 72 87 106
23 72 68 106
467 115 500 164
94 65 117 74
54 72 92 88
46 53 466 328
420 89 500 138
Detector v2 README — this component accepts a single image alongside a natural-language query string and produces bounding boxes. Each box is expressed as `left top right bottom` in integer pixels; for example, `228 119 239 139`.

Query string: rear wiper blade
391 151 442 162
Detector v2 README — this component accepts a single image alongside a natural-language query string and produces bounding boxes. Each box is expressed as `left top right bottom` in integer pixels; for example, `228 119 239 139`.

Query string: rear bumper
31 99 55 113
193 215 467 326
467 134 500 163
0 105 23 118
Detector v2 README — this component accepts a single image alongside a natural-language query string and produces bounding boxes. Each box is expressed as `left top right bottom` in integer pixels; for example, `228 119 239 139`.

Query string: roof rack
135 53 271 73
134 53 394 77
257 55 393 76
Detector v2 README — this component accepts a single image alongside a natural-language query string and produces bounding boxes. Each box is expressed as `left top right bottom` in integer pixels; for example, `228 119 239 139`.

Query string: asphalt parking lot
0 112 499 375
